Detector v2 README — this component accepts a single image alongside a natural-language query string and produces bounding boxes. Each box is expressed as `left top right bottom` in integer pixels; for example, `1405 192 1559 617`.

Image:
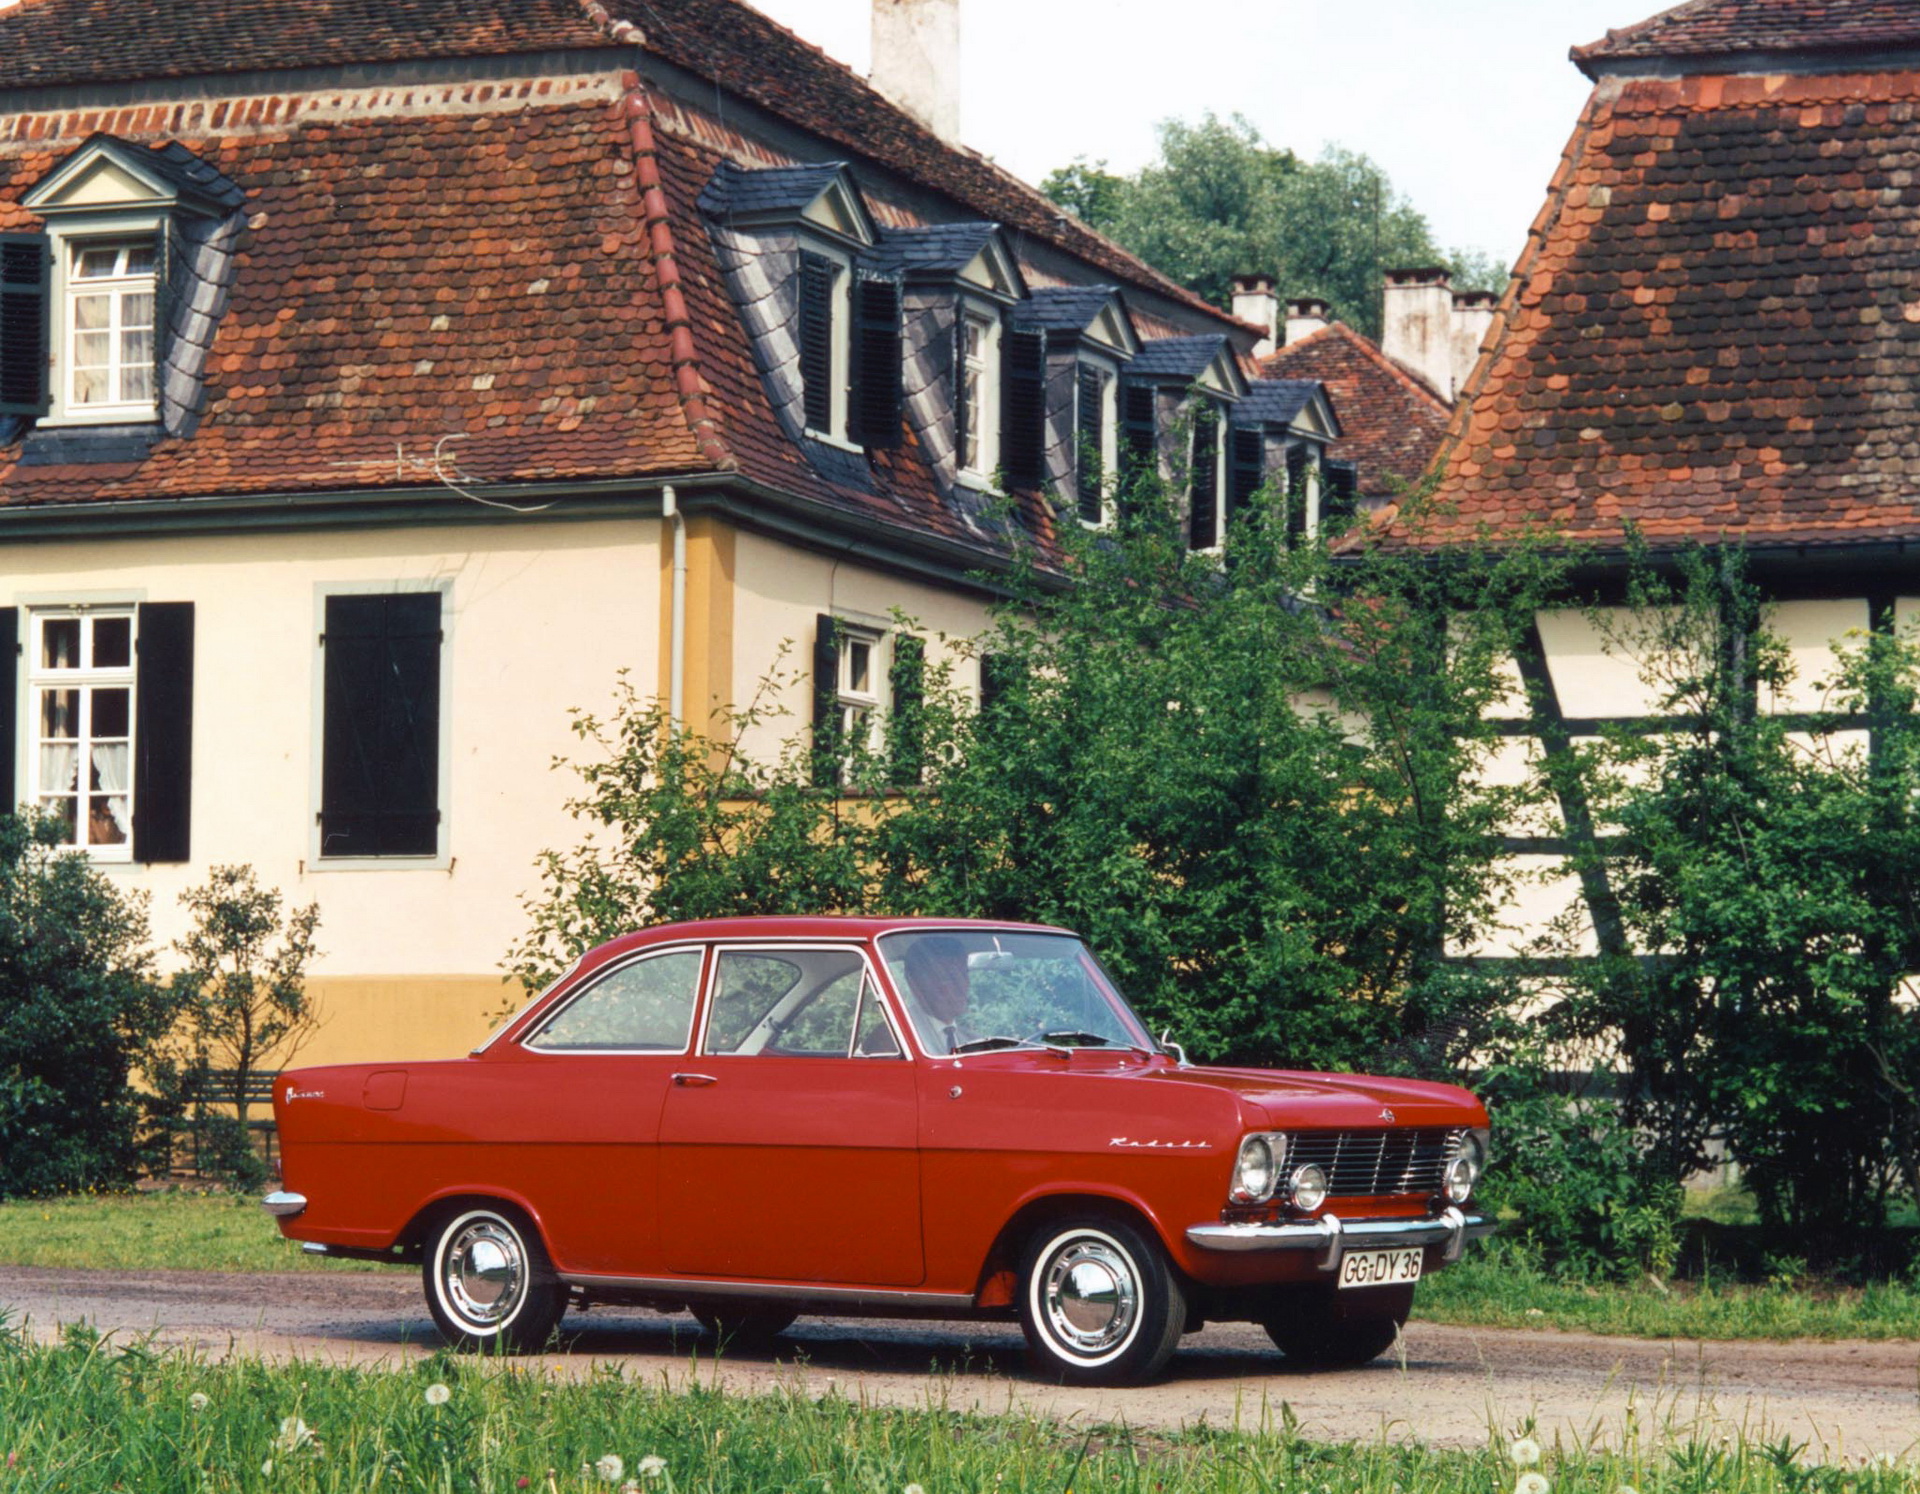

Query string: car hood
1138 1062 1486 1131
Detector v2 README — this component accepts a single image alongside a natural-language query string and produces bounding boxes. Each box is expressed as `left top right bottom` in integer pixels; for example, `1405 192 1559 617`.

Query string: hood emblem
1379 1107 1395 1124
1109 1137 1212 1150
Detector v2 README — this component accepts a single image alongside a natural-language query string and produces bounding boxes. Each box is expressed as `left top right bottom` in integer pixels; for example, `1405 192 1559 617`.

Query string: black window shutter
798 252 835 433
0 234 50 419
1188 403 1220 550
133 602 194 864
1285 442 1309 544
887 634 926 788
810 613 841 790
1000 327 1047 488
1228 427 1265 523
1075 365 1104 522
1120 381 1157 489
1324 459 1359 523
0 608 15 813
951 313 969 472
849 274 903 449
320 593 441 858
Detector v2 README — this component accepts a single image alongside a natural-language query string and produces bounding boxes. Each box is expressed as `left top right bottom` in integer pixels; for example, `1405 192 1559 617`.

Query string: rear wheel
423 1205 567 1353
1017 1217 1186 1386
1262 1292 1404 1368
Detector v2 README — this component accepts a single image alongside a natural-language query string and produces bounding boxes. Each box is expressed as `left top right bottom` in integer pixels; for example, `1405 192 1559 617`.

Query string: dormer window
1122 335 1248 552
1231 379 1343 545
957 313 991 476
68 240 158 417
3 134 244 432
1006 286 1139 522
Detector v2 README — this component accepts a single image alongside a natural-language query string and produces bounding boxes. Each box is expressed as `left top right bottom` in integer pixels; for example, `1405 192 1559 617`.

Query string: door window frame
692 942 908 1061
518 942 713 1056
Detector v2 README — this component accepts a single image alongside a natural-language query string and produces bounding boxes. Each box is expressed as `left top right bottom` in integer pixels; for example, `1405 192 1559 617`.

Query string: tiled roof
1409 66 1920 552
1574 0 1920 70
1010 285 1123 335
0 0 614 90
696 160 849 222
872 222 1003 278
143 141 248 211
1260 324 1450 500
1127 335 1231 382
0 94 706 504
1233 378 1324 431
606 0 1245 333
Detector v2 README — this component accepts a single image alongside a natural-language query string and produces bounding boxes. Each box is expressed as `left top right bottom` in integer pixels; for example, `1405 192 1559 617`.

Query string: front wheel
1017 1217 1186 1386
423 1205 567 1352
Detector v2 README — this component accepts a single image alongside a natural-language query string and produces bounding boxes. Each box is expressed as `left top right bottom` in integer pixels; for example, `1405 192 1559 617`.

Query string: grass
0 1191 396 1274
5 1192 1919 1343
1 1323 1915 1493
1420 1250 1920 1341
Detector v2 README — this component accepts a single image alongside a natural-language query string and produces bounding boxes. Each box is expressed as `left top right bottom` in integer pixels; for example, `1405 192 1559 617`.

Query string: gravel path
3 1265 1917 1462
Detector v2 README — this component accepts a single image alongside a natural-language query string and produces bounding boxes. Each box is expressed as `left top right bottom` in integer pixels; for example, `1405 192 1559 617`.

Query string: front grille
1286 1127 1464 1198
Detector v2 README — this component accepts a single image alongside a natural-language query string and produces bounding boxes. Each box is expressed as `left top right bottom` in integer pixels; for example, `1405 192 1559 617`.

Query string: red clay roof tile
1575 0 1920 70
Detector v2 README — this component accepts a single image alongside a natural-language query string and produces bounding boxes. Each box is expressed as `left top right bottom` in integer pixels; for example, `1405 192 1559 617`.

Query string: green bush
0 812 176 1198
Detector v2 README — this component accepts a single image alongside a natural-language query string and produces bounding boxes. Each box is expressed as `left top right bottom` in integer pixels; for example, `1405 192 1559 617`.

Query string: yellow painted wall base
288 976 527 1068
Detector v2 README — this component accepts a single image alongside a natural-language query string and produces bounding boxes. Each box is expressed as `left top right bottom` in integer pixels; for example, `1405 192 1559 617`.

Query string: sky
749 0 1638 275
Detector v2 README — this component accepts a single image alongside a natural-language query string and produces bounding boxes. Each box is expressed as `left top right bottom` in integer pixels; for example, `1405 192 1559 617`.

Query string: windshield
877 929 1153 1057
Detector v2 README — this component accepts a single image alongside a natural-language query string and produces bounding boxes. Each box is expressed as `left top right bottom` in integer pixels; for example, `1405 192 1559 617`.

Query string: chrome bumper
1185 1207 1496 1268
261 1191 308 1218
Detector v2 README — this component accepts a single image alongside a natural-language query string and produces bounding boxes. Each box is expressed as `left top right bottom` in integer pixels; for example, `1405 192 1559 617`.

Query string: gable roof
1234 378 1339 437
1574 0 1920 73
0 0 614 90
872 222 1004 278
1409 57 1920 554
1260 323 1449 501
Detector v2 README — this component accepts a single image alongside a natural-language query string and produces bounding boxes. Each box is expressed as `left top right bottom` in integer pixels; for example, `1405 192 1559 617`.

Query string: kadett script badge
1109 1138 1212 1149
286 1089 326 1102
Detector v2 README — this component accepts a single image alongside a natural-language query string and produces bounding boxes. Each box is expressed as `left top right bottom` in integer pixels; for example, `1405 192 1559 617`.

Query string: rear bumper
1185 1207 1496 1268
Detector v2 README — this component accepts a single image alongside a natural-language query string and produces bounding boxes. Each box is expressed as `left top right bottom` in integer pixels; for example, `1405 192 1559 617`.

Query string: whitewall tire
423 1205 567 1352
1017 1217 1186 1385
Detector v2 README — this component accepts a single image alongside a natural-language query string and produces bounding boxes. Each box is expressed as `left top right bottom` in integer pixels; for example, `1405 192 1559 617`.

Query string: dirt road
4 1265 1916 1462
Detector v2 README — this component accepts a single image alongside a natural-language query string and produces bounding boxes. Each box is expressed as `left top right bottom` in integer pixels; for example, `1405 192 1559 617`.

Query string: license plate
1336 1246 1424 1290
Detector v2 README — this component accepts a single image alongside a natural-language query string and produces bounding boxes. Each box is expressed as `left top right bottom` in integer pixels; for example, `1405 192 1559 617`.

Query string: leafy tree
1042 115 1503 340
0 812 174 1198
1553 550 1920 1235
173 865 321 1127
517 458 1566 1075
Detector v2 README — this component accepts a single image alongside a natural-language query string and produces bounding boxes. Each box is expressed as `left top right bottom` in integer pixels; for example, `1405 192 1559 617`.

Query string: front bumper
1186 1206 1496 1268
261 1191 308 1218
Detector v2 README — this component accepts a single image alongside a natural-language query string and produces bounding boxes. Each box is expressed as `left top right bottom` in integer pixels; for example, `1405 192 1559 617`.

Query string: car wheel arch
399 1189 555 1260
974 1189 1178 1303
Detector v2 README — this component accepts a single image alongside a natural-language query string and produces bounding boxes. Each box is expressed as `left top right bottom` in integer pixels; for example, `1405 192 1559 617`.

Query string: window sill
40 408 160 429
954 472 1003 496
805 428 865 456
308 853 452 874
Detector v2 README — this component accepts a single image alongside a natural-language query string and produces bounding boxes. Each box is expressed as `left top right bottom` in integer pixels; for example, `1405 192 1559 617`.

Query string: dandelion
637 1458 668 1480
424 1383 451 1407
276 1418 314 1452
1514 1475 1550 1494
1509 1437 1542 1468
597 1455 626 1484
905 1486 926 1494
1616 1486 1641 1494
188 1392 210 1413
261 1459 274 1477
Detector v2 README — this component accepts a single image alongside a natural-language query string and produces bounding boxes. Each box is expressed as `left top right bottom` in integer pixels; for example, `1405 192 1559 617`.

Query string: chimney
1451 289 1496 400
1231 274 1279 358
871 0 961 142
1285 297 1331 346
1381 267 1457 401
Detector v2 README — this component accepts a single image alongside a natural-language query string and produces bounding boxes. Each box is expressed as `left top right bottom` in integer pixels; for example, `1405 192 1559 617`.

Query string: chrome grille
1285 1128 1464 1198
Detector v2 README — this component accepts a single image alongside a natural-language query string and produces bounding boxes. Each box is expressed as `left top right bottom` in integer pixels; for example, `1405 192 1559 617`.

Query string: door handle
672 1073 719 1088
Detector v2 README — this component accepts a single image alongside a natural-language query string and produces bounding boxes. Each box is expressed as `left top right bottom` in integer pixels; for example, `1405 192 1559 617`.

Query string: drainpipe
664 484 686 729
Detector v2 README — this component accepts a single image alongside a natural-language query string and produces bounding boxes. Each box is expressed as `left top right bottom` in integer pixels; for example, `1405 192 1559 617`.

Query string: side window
703 948 899 1058
527 949 704 1052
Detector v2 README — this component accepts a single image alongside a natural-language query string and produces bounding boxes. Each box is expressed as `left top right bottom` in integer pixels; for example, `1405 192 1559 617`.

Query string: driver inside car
901 934 976 1054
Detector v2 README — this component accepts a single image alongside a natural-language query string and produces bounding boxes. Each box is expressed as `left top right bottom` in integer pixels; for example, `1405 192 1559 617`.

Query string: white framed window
836 625 883 773
65 240 157 418
960 314 988 475
27 608 136 860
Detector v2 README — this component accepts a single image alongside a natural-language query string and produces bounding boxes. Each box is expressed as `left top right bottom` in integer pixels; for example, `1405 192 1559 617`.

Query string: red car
266 917 1494 1385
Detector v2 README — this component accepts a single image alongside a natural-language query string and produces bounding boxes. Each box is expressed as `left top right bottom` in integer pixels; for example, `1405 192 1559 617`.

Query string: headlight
1445 1128 1489 1203
1231 1132 1285 1203
1286 1163 1328 1212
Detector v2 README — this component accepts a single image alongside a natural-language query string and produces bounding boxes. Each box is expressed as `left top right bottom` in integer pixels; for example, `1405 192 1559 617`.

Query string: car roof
587 915 1075 967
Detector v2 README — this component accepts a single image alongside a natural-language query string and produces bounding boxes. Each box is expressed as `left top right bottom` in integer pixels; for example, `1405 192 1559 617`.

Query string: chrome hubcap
441 1217 526 1328
1041 1238 1138 1356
